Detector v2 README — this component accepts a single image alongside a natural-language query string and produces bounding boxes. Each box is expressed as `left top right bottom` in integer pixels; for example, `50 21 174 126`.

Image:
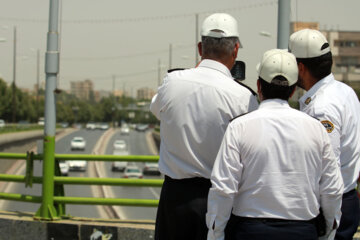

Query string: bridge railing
0 152 162 220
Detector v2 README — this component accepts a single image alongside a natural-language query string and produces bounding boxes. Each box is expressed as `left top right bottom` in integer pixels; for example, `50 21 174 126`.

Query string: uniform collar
299 73 334 107
259 99 290 109
198 59 232 78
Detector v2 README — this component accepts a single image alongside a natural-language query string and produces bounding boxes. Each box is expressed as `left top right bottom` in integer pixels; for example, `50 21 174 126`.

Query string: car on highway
37 117 45 126
59 160 69 176
71 136 86 150
68 160 87 171
142 162 161 176
100 122 109 130
0 119 5 128
60 122 69 128
123 165 143 178
111 149 129 172
120 125 130 135
135 124 148 132
113 140 126 150
86 122 96 130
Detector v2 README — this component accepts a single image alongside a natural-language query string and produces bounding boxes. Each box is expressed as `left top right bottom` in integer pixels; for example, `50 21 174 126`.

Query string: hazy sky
0 0 359 96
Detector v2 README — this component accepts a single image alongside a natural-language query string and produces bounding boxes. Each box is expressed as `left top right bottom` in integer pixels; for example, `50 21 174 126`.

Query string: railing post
35 136 58 220
35 0 60 220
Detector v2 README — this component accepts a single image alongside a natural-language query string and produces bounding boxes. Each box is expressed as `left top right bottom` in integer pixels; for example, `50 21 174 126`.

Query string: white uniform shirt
299 73 360 193
150 59 259 179
207 99 344 240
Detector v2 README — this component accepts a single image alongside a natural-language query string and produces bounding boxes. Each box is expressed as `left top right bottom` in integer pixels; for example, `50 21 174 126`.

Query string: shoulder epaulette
235 81 257 96
312 116 320 121
167 68 186 73
230 112 249 122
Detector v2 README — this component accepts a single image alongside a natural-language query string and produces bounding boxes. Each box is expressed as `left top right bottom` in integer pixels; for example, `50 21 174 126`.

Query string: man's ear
298 62 305 75
198 42 202 57
257 79 263 102
233 42 240 59
257 79 261 95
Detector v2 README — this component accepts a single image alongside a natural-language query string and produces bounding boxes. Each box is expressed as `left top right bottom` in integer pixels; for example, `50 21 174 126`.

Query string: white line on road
149 187 160 199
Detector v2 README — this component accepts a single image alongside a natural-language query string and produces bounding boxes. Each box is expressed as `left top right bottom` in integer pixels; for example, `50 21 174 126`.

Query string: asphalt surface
0 129 106 218
104 130 162 220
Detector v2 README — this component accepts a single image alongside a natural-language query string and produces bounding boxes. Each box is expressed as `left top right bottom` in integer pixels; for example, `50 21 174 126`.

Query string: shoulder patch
320 120 334 133
167 68 186 73
230 113 249 122
235 81 257 96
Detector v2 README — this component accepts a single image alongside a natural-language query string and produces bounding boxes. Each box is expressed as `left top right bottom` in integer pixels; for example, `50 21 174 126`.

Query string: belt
343 189 356 198
234 215 316 224
165 175 211 186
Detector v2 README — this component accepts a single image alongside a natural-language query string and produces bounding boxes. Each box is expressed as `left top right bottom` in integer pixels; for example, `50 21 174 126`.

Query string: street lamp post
36 49 40 119
35 0 60 221
12 26 16 123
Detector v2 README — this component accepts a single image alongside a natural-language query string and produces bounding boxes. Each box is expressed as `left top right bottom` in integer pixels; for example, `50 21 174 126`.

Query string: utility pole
12 26 16 123
195 13 199 65
35 0 60 220
277 0 291 49
112 74 116 128
112 74 115 95
36 49 40 119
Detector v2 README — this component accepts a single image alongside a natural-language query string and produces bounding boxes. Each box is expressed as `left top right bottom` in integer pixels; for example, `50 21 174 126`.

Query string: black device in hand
231 60 246 82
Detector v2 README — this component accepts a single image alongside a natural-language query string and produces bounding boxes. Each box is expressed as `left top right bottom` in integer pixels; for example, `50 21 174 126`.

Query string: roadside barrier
0 152 161 220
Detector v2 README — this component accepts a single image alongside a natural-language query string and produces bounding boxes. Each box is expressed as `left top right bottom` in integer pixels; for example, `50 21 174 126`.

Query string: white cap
201 13 240 39
289 29 330 58
257 49 298 86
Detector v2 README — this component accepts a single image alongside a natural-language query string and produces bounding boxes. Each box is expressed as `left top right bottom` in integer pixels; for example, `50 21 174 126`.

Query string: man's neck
202 56 234 71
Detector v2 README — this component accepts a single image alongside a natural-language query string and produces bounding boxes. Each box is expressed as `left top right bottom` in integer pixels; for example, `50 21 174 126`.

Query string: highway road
104 129 161 220
0 127 161 220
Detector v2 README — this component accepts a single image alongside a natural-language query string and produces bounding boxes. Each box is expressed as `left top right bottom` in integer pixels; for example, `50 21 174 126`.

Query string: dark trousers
335 189 360 240
224 214 318 240
155 175 211 240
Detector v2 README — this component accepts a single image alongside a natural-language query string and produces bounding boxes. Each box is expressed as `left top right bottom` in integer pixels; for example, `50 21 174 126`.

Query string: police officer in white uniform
206 49 344 240
289 29 360 240
150 13 258 240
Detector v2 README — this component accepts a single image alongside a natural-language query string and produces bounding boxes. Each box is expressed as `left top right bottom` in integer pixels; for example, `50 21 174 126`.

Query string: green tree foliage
0 78 156 125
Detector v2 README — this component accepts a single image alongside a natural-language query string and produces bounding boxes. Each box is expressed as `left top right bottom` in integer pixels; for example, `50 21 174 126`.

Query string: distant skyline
0 0 359 94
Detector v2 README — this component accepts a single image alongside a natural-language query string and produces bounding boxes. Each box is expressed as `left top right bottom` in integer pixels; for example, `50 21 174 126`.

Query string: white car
100 122 109 130
38 117 45 126
111 149 129 171
71 137 86 150
59 161 69 176
123 165 143 178
113 140 126 150
68 160 87 171
143 162 161 176
0 119 5 128
86 122 96 130
120 125 130 135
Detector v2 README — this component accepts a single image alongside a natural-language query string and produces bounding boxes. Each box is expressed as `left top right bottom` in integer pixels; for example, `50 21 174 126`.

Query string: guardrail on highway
0 152 162 220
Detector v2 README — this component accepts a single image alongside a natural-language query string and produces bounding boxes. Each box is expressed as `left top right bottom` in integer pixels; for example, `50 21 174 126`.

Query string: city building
70 79 94 101
322 30 360 88
137 87 155 100
113 89 128 97
94 90 111 102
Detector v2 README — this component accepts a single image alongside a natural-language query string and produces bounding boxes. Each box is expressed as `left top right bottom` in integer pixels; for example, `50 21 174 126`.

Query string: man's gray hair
201 36 239 59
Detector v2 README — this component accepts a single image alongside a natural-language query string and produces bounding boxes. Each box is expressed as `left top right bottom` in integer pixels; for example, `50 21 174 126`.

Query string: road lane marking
149 187 160 199
92 128 128 219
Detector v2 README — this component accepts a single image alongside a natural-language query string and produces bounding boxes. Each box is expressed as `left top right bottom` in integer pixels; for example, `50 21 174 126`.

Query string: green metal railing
0 152 162 220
